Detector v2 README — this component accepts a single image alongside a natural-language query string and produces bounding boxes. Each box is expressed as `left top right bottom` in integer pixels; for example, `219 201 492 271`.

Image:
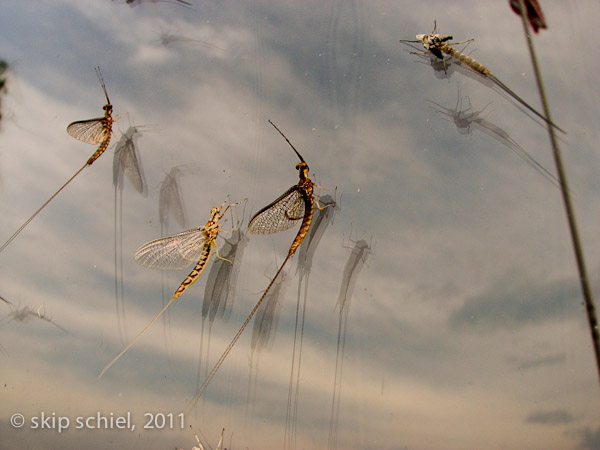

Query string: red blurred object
510 0 547 33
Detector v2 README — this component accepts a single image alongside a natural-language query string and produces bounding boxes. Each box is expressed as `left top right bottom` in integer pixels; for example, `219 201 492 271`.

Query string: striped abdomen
442 44 491 76
173 241 213 298
288 183 314 256
87 118 113 165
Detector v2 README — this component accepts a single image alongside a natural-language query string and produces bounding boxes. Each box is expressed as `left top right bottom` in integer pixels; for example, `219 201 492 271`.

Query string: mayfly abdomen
173 242 213 298
87 134 112 165
289 191 313 256
443 46 490 76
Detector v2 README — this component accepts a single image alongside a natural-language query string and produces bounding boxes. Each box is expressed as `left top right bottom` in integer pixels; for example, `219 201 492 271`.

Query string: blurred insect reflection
112 121 153 345
286 194 339 447
427 85 562 190
156 164 195 362
329 231 372 450
245 262 289 423
176 426 227 450
1 298 69 334
160 166 189 233
154 28 223 52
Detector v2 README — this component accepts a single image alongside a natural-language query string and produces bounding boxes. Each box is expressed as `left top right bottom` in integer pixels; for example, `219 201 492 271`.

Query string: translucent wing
113 127 146 195
248 185 305 235
160 167 187 229
134 227 207 270
67 117 109 144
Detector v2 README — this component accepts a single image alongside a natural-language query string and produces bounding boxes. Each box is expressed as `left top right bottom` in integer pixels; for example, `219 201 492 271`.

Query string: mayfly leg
0 67 114 255
98 199 245 378
402 22 565 133
187 121 334 409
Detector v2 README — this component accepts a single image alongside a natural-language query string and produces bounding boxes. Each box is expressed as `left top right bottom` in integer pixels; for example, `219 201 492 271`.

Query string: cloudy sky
1 1 599 449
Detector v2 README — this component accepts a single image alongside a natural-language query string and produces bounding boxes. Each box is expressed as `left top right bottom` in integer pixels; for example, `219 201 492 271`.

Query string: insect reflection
400 22 564 133
245 257 290 422
427 85 562 189
113 122 153 344
329 231 372 450
251 258 289 357
189 120 333 407
0 67 114 254
1 298 69 334
154 29 224 52
286 193 339 446
99 199 245 378
176 426 227 450
160 166 189 233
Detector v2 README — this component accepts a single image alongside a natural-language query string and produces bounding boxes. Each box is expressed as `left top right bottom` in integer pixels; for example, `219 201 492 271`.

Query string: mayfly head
296 161 309 179
213 198 247 224
211 206 222 219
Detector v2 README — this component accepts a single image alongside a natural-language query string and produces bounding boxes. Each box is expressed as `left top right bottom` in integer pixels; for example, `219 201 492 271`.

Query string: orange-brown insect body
172 207 222 298
188 121 330 406
289 162 314 256
86 103 114 165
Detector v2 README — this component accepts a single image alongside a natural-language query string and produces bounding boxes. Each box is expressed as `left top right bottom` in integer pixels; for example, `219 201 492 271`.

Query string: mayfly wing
66 117 110 144
248 186 305 235
113 125 148 195
134 227 207 270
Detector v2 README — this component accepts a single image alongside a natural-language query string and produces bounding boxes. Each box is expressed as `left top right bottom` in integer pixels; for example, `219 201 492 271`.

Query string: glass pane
1 1 598 449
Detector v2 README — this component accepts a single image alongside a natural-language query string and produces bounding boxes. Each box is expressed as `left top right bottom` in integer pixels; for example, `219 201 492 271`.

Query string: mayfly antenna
95 66 110 104
268 120 306 164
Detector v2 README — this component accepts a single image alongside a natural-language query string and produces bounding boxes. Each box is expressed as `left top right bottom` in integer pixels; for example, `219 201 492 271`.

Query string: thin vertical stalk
516 0 600 382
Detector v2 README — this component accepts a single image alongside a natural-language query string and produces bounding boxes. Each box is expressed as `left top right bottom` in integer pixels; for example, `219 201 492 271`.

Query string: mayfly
188 120 333 406
400 22 564 133
99 198 245 378
0 67 114 254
